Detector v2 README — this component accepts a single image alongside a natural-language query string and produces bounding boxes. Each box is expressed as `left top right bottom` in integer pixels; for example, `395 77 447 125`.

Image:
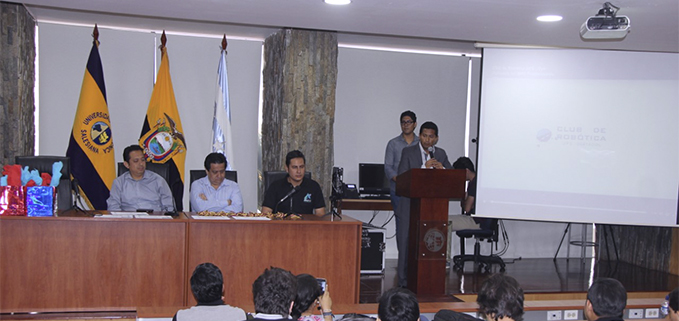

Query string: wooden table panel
187 215 362 307
339 199 392 212
0 217 187 311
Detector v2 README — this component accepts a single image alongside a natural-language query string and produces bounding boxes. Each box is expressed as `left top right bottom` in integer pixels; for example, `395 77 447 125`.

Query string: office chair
15 156 73 211
452 218 506 273
188 169 238 211
263 170 311 191
117 161 178 208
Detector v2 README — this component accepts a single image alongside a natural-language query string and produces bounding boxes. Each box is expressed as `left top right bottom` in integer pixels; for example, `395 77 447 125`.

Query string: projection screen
476 47 678 227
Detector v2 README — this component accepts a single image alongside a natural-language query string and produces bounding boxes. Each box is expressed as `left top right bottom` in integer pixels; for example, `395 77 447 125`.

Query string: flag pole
160 30 167 57
93 24 99 47
221 34 228 54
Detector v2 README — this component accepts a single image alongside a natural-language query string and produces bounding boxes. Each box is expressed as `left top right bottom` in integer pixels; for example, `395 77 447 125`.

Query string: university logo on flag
66 26 116 210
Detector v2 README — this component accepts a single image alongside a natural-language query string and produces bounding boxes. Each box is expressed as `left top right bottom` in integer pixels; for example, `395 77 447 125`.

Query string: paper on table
136 215 172 219
192 215 232 220
109 211 140 215
231 216 270 220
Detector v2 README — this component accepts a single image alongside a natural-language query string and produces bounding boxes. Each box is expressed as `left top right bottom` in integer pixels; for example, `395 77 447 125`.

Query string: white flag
212 50 234 170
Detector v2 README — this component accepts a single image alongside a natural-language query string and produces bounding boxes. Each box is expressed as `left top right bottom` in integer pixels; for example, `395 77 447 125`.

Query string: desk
339 199 392 212
187 214 361 307
0 212 361 312
0 214 187 311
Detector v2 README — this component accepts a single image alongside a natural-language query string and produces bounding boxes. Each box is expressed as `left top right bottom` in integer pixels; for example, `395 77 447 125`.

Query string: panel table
187 214 362 307
0 214 187 311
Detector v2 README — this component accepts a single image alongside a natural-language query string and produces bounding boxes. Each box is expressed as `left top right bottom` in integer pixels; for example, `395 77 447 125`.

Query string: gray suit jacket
397 144 452 175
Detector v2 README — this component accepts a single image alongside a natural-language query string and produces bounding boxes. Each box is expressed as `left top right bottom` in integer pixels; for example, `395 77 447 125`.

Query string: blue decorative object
21 166 31 185
26 186 54 217
50 162 63 187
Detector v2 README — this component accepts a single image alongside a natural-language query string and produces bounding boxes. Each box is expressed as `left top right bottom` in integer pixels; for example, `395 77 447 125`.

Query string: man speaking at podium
262 150 325 216
395 121 452 287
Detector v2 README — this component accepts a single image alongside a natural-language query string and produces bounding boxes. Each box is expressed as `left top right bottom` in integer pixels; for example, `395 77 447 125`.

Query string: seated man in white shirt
173 262 247 321
190 153 243 213
107 144 174 212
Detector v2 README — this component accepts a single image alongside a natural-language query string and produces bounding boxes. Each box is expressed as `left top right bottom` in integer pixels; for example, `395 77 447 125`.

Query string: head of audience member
377 287 420 321
669 288 679 321
291 274 324 319
252 267 297 317
453 157 476 181
477 274 524 321
204 152 228 188
123 145 146 180
584 278 627 321
190 262 224 304
419 121 439 151
400 110 417 136
285 150 306 186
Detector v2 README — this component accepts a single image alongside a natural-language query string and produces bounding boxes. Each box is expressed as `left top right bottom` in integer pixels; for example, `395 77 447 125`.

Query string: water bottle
660 297 669 318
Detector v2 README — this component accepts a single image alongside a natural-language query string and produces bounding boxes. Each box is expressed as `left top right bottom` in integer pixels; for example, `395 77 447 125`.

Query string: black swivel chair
263 170 311 191
15 156 73 211
452 218 506 273
188 169 238 211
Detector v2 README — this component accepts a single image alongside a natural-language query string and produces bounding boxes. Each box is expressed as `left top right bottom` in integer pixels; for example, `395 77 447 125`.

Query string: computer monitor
358 163 389 195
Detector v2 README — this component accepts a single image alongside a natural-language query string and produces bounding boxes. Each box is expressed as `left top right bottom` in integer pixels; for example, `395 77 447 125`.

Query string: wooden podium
396 168 466 296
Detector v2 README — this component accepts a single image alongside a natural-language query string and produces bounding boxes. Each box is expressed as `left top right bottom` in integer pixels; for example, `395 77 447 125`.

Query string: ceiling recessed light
537 15 563 22
324 0 351 5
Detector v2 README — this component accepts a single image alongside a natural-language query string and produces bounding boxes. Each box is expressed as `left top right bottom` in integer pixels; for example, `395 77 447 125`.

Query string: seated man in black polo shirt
262 150 325 216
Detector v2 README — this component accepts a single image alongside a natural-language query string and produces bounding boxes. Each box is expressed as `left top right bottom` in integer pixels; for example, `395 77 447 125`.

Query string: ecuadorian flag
139 45 186 211
65 36 116 210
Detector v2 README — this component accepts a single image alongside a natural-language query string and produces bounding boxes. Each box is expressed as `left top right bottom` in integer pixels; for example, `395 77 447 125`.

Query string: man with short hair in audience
173 262 246 321
250 267 298 321
668 288 679 321
107 144 173 211
377 287 421 321
476 274 524 321
191 152 243 212
584 278 627 321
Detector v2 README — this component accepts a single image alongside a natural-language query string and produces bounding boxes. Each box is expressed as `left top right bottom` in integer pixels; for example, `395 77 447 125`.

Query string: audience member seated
107 144 173 211
476 274 524 321
668 288 679 321
173 262 246 321
451 157 482 230
251 267 298 321
291 274 333 321
377 287 421 321
190 152 243 212
584 278 627 321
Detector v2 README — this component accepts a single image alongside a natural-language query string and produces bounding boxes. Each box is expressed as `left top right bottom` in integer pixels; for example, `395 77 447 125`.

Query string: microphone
427 146 435 160
71 178 85 213
274 185 300 213
164 180 179 217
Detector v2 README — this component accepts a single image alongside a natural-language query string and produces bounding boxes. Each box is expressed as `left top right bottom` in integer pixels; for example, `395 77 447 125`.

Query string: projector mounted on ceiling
580 2 630 40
